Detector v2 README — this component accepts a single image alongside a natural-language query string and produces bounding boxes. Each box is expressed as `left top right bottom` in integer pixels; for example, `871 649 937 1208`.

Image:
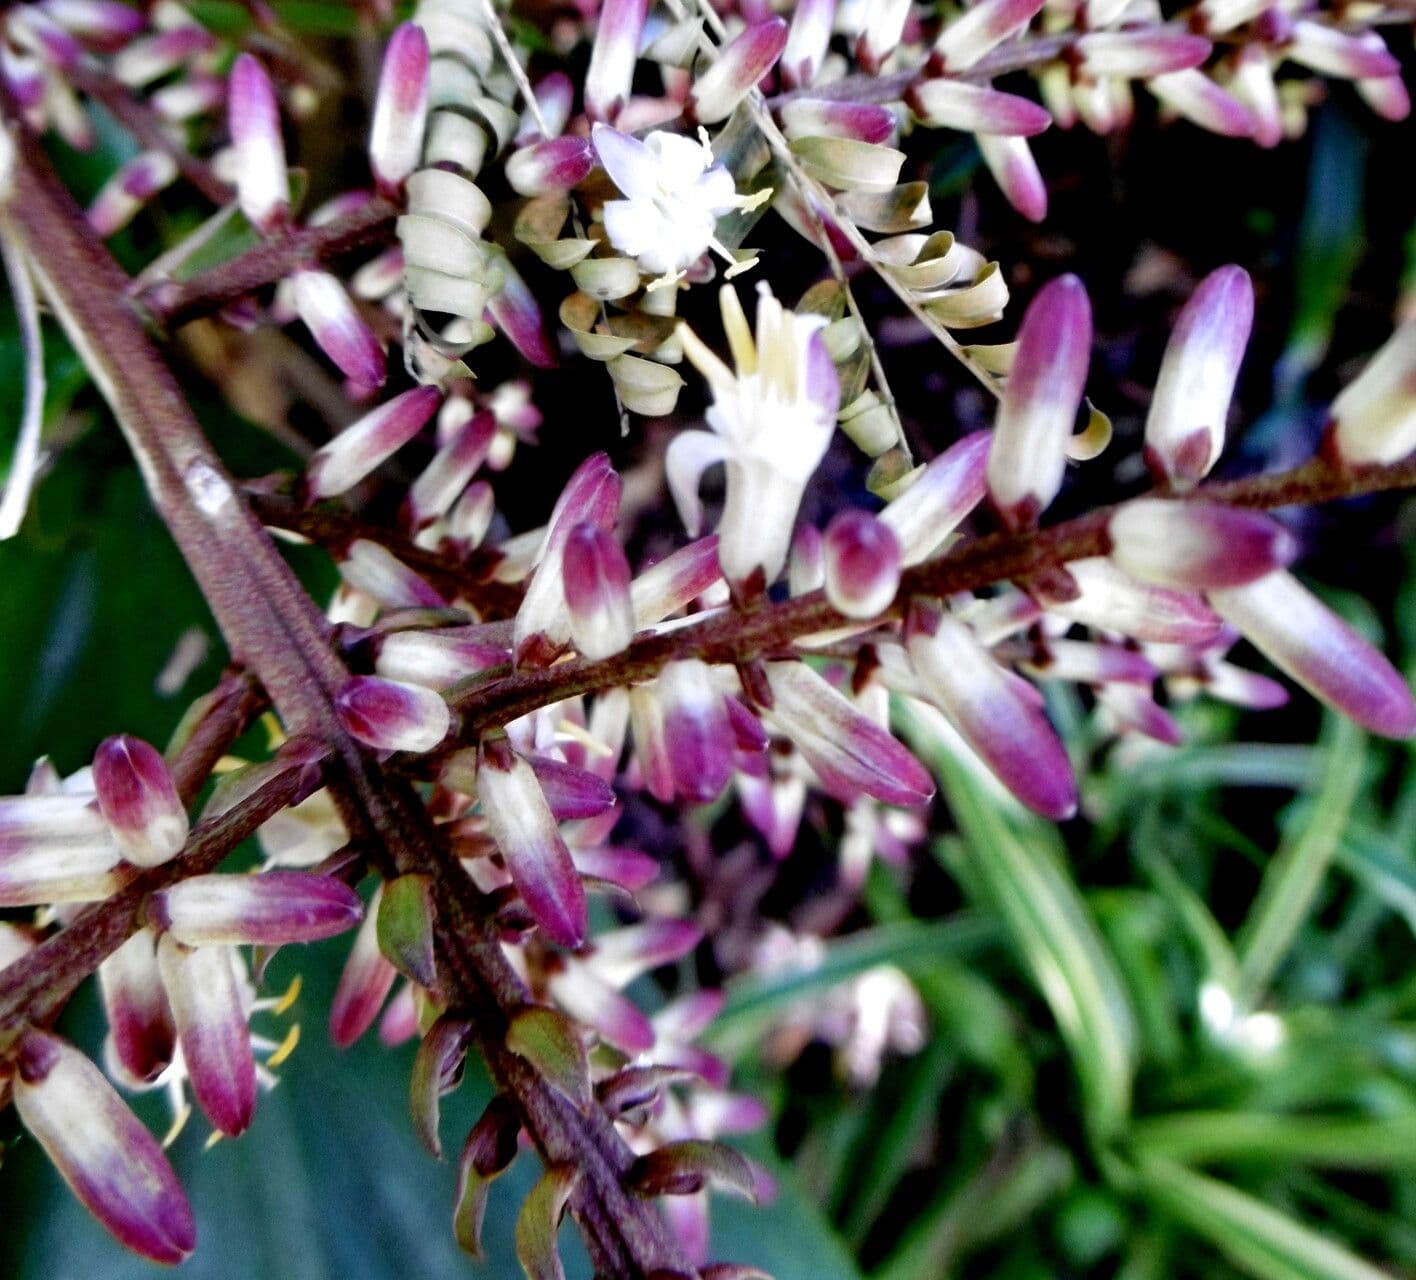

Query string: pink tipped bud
1230 45 1283 149
330 884 398 1047
907 606 1078 819
519 71 574 143
857 0 911 73
9 8 82 71
824 510 901 618
156 935 256 1136
336 675 452 753
1144 264 1253 486
93 734 188 867
1328 320 1416 466
529 756 619 820
591 919 703 987
486 255 558 369
148 871 364 947
448 480 496 550
778 98 895 144
1108 499 1296 591
505 135 596 196
375 626 510 690
228 54 288 231
1149 70 1254 138
1357 74 1410 123
152 73 226 123
1075 31 1212 79
933 0 1045 72
0 795 124 905
112 26 214 87
338 539 447 610
1098 683 1184 746
908 80 1052 136
781 0 835 88
1028 639 1157 686
12 1030 195 1264
404 409 496 530
478 738 587 948
86 150 178 237
563 523 635 660
881 430 990 564
690 18 789 124
369 22 429 193
291 269 387 390
98 929 175 1086
788 524 825 596
1051 557 1222 643
305 386 441 499
1210 571 1416 739
986 275 1092 527
586 0 649 122
1286 21 1399 81
630 536 724 626
41 0 147 45
977 133 1047 221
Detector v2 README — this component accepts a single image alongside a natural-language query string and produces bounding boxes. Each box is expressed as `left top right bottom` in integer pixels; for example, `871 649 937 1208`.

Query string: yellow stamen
272 973 303 1016
556 718 616 759
719 285 756 375
265 1022 301 1069
261 712 286 750
161 1101 192 1150
203 1130 225 1152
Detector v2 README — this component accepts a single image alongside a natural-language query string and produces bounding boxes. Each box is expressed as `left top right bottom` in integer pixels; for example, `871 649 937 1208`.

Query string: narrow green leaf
515 1164 579 1280
377 873 439 990
506 1007 591 1110
1132 1111 1416 1169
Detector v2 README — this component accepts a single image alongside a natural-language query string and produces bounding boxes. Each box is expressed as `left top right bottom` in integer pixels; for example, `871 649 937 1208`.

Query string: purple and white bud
403 409 496 530
781 0 835 88
778 98 895 144
1027 639 1156 686
1048 557 1222 644
98 928 175 1086
1148 70 1254 138
907 80 1052 136
630 660 736 805
528 756 618 820
571 844 660 892
155 935 257 1136
880 430 990 565
1108 499 1296 590
336 675 452 753
789 524 825 596
338 540 447 611
369 22 429 194
152 73 226 123
856 0 911 73
40 0 147 45
148 872 364 947
1097 683 1184 746
933 0 1045 72
86 151 178 237
291 269 387 390
8 7 83 69
1285 21 1399 82
112 26 214 88
763 662 934 807
1230 45 1282 150
505 135 596 197
448 480 496 551
11 1030 195 1264
1074 31 1212 79
477 738 587 948
305 386 441 499
1144 265 1253 487
563 523 635 660
1209 571 1416 739
1328 320 1416 466
690 18 789 125
630 537 724 626
824 510 901 618
93 734 188 867
977 134 1047 222
228 53 288 232
519 71 574 143
588 919 703 988
375 626 510 691
330 884 398 1048
585 0 649 122
986 274 1092 528
547 964 655 1052
486 255 558 370
0 795 124 905
1357 75 1410 124
1 47 46 112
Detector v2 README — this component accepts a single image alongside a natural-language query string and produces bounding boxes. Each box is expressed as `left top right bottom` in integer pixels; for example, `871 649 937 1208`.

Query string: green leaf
515 1164 579 1280
376 873 439 989
1132 1112 1416 1170
506 1007 591 1109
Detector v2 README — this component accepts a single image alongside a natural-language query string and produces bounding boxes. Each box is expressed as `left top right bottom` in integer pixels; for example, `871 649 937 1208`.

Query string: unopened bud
335 675 452 753
1108 499 1295 590
824 510 901 618
93 735 188 867
563 523 635 660
305 386 441 499
1328 320 1416 466
228 53 288 231
291 269 387 390
690 18 788 124
369 22 430 193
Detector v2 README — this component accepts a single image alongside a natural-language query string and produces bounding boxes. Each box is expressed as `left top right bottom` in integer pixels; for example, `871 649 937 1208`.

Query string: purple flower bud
478 738 586 948
789 524 825 596
590 919 703 987
98 928 175 1086
630 536 723 626
547 963 656 1052
93 734 188 867
148 871 363 947
9 7 84 70
570 844 660 891
448 480 496 550
1286 21 1399 81
40 0 147 45
1097 683 1184 746
86 150 179 237
291 269 387 390
778 98 895 144
1049 557 1222 644
563 523 636 660
403 409 497 530
505 135 596 197
0 795 124 905
152 73 226 123
1075 31 1213 78
933 0 1045 71
585 0 649 122
11 1030 195 1264
330 884 399 1047
485 254 558 370
690 18 789 125
764 662 934 807
1328 320 1416 466
336 675 452 753
1144 265 1253 487
1209 571 1416 739
908 80 1052 136
369 22 429 193
880 430 990 565
781 0 835 88
375 626 510 690
1108 499 1296 591
112 26 214 88
1149 70 1255 138
305 386 441 499
977 133 1047 221
155 935 257 1136
338 540 448 611
986 275 1092 528
631 660 736 804
1028 639 1157 686
857 0 911 73
528 755 619 820
824 510 902 618
907 606 1078 819
1 47 46 111
519 71 574 143
228 53 288 231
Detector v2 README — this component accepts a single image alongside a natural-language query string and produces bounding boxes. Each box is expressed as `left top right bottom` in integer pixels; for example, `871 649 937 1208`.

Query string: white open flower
668 284 841 589
592 124 748 278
